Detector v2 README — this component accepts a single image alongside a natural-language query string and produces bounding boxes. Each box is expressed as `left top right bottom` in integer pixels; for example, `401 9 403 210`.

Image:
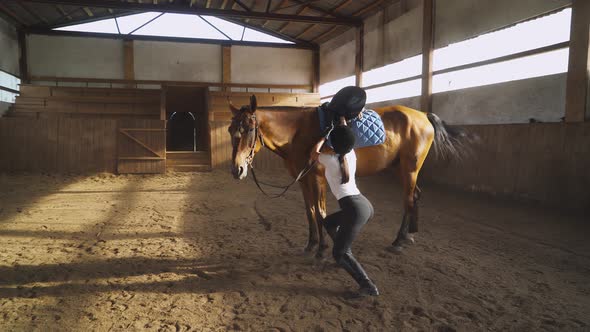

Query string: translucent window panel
0 70 20 103
362 54 422 88
242 28 293 44
55 18 119 34
434 8 571 71
433 48 569 93
132 13 228 40
200 16 245 40
365 79 422 104
115 12 162 34
319 75 355 98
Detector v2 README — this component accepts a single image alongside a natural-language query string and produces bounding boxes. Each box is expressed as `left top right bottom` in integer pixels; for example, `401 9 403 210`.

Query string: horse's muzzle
232 164 248 180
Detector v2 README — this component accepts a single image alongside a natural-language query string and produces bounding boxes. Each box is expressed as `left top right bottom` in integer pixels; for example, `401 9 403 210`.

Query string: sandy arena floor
0 170 588 331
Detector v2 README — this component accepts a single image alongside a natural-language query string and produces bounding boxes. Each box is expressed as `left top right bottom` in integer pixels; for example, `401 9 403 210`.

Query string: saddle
319 86 386 149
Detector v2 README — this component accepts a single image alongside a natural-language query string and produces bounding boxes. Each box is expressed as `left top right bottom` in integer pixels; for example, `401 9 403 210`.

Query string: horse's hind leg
391 162 420 252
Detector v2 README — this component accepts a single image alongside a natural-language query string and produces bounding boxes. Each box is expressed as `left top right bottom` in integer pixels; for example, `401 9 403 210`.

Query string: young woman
310 116 379 297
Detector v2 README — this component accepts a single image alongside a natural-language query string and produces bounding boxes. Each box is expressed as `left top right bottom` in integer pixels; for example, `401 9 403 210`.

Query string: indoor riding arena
0 0 589 331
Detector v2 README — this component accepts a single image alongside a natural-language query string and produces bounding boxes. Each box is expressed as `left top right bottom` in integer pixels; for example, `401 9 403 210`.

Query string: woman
310 116 379 297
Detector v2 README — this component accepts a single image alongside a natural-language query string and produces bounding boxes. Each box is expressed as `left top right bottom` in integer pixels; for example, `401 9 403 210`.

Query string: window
319 8 572 104
55 12 293 44
0 70 20 104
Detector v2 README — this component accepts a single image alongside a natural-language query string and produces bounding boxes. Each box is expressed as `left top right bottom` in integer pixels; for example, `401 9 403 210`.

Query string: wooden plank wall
208 91 320 170
10 85 160 119
421 122 590 211
0 117 165 173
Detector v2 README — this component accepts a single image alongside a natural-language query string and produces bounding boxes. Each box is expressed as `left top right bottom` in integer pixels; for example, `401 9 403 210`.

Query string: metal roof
0 0 395 48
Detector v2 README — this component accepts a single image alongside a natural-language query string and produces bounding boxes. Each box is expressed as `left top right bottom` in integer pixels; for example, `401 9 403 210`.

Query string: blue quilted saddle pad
318 107 386 149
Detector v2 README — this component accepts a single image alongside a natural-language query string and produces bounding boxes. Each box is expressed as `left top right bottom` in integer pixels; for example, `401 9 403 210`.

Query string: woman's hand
310 150 320 162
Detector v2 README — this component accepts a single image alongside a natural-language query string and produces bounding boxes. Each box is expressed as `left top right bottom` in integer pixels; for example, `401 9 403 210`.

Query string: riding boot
337 252 379 296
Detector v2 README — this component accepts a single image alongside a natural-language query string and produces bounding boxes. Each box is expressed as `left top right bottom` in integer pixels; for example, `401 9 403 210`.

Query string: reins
241 114 317 199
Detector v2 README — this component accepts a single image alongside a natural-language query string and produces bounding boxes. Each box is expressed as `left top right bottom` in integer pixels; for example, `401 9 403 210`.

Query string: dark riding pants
323 194 375 287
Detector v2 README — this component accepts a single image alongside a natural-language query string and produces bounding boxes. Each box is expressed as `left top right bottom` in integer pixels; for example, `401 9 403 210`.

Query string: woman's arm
310 137 326 162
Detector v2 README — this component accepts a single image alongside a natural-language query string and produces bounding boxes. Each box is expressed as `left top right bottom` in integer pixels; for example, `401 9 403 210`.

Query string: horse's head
228 95 263 180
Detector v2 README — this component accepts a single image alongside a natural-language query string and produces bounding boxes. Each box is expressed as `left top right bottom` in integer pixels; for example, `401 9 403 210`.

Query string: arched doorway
167 111 197 151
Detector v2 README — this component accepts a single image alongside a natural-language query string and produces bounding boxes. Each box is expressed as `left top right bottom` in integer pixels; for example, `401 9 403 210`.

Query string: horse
228 95 471 258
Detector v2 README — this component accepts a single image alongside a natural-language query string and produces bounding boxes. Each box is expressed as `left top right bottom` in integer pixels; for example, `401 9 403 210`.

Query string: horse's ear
250 95 258 113
228 100 240 115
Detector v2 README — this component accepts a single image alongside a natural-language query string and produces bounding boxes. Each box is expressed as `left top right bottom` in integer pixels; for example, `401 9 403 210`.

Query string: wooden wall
421 122 590 211
208 91 320 170
0 117 164 173
10 85 160 119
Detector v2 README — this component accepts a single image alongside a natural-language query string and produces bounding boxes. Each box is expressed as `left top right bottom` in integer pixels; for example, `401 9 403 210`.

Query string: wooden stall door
117 120 166 174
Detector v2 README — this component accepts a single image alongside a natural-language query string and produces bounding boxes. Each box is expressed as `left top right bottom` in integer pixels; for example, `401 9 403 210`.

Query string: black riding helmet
327 86 367 120
330 125 356 155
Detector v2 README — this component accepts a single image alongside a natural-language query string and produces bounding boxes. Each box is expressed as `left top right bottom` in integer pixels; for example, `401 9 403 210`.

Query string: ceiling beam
353 0 388 17
16 1 50 25
261 0 288 27
82 7 94 17
296 0 352 39
311 25 338 43
26 27 317 49
233 0 251 12
0 2 27 26
278 4 308 33
289 0 346 18
20 0 361 25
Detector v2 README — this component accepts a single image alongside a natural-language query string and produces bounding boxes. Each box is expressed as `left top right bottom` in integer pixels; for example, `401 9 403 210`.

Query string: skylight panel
115 12 162 34
55 18 119 34
132 13 228 40
243 28 294 44
200 15 245 40
53 12 293 43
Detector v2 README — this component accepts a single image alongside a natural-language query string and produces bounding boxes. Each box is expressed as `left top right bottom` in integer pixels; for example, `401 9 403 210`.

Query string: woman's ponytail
338 154 350 184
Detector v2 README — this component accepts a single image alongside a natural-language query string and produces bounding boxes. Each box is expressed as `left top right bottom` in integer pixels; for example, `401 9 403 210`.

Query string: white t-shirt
318 150 361 200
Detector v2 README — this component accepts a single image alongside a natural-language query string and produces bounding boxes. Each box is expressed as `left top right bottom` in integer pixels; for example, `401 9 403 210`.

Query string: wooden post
355 23 364 87
160 85 167 121
222 45 231 92
312 48 320 93
420 0 435 113
123 39 134 86
565 0 590 122
18 30 29 83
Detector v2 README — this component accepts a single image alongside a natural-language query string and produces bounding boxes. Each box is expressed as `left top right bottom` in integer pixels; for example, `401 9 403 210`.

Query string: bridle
230 110 265 166
230 110 316 198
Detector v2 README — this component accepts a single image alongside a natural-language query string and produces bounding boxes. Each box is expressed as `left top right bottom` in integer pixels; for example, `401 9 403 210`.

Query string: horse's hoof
387 244 403 253
403 234 415 245
315 251 329 261
303 245 316 256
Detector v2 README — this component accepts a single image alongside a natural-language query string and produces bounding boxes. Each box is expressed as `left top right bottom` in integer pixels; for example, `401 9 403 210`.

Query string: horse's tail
426 112 476 160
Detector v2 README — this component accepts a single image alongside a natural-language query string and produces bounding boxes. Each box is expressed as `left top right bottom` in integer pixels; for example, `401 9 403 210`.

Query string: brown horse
228 95 469 258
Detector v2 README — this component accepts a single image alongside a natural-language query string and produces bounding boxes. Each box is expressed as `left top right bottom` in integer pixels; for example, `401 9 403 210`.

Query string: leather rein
236 113 317 199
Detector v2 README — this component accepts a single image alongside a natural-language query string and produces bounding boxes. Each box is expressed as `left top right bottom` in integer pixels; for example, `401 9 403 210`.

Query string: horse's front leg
310 175 329 259
300 181 319 255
